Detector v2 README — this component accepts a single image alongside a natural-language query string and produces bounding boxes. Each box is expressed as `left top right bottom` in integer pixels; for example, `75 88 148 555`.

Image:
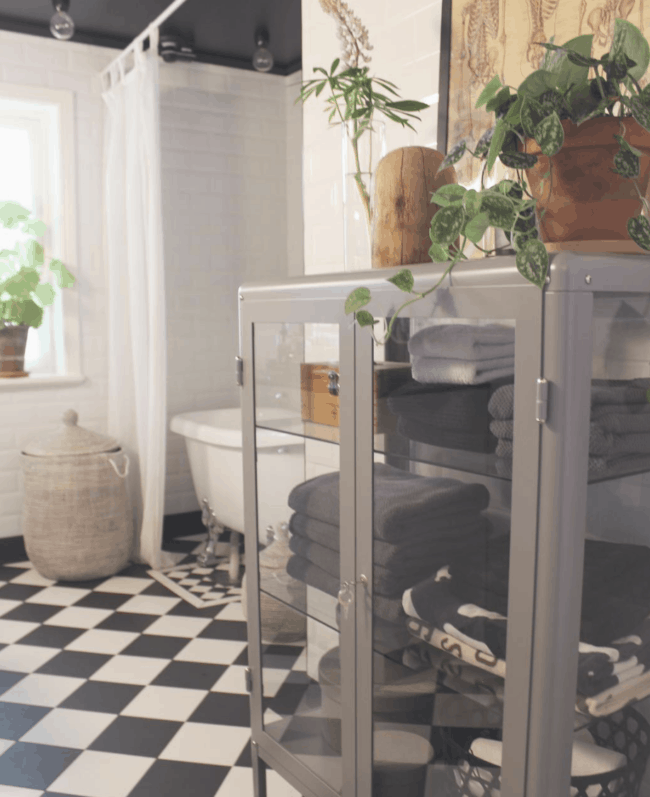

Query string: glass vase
341 119 386 271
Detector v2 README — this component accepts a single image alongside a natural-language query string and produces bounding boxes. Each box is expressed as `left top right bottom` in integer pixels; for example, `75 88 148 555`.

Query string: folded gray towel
286 554 404 624
289 512 490 564
288 464 491 542
412 355 514 386
494 446 650 477
491 419 650 456
387 379 492 434
289 531 489 598
398 416 497 453
408 323 515 361
489 380 650 421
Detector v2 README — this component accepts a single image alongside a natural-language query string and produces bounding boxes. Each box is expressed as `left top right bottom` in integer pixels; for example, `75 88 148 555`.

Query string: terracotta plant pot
371 146 457 268
0 324 29 378
523 117 650 246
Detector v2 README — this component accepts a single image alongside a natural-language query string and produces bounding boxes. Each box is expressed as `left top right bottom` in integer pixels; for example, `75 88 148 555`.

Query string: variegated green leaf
479 193 515 228
612 149 640 178
430 184 466 206
534 111 565 156
428 241 449 262
515 238 549 287
629 96 650 132
356 310 378 327
439 141 467 171
463 211 491 244
345 287 371 315
475 75 502 108
628 215 650 250
430 205 466 246
387 269 415 293
499 151 539 169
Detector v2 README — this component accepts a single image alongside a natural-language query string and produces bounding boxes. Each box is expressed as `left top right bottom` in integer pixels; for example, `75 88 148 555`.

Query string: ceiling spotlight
252 28 273 73
50 0 74 40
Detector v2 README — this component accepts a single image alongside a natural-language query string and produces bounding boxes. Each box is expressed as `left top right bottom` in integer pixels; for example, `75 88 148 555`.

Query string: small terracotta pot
522 116 650 244
0 324 29 378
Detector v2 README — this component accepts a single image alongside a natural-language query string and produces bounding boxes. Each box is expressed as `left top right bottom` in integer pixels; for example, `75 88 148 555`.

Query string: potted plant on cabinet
0 201 75 377
345 18 650 340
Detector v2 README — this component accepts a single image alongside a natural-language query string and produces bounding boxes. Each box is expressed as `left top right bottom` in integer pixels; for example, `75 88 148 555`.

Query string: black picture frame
436 0 452 155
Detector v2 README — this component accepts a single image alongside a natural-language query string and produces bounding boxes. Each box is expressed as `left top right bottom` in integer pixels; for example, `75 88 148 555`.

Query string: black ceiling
0 0 301 75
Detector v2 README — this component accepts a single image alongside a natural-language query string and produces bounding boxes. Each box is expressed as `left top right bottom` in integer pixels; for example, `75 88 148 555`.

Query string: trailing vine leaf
612 149 640 178
439 141 466 171
344 286 372 314
513 229 539 250
474 127 494 158
428 241 449 262
430 184 466 205
614 134 644 157
387 269 415 292
499 151 539 169
485 87 511 114
463 189 481 217
534 111 565 156
355 310 378 327
479 193 515 228
515 239 549 287
464 211 491 244
475 75 502 108
486 119 507 173
628 215 650 250
566 51 600 68
33 282 56 307
611 18 650 82
49 259 75 288
430 205 466 245
629 96 650 132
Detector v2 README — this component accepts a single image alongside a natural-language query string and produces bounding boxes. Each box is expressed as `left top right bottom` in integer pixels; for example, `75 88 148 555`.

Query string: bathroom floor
0 535 300 797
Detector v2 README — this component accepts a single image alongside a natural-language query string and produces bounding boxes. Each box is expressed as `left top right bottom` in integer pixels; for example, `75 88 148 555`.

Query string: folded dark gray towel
398 416 497 454
288 463 490 542
489 380 650 421
289 512 489 564
408 324 515 360
286 554 404 624
387 379 492 434
493 451 650 478
288 531 488 598
491 419 650 457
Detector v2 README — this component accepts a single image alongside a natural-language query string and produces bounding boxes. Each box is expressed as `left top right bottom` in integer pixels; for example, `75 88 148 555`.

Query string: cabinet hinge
536 378 549 424
245 666 253 693
236 356 244 387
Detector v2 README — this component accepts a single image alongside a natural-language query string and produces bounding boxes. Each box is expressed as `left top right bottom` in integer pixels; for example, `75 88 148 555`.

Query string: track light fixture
50 0 75 41
252 28 273 73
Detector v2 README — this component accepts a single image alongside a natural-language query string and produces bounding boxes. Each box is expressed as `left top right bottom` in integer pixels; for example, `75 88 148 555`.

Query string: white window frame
0 82 83 389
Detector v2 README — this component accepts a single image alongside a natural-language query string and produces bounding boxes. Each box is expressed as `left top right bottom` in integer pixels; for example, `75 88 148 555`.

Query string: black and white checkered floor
0 534 300 797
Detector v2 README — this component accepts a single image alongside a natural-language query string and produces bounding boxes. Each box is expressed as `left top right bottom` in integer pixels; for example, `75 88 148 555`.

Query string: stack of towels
285 463 491 626
408 323 515 387
386 323 515 453
402 533 650 717
489 378 650 476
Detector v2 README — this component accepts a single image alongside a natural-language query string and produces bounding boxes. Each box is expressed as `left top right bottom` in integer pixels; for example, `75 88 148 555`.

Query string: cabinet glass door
252 321 345 794
369 315 517 796
569 293 650 795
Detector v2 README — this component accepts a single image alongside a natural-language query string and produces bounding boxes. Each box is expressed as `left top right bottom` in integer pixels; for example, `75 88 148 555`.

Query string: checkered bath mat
148 561 243 609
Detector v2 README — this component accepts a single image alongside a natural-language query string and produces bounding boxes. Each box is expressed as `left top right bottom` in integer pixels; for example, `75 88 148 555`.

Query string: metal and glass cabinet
239 253 650 797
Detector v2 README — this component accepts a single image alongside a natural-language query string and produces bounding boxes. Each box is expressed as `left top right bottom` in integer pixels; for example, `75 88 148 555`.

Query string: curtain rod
101 0 192 79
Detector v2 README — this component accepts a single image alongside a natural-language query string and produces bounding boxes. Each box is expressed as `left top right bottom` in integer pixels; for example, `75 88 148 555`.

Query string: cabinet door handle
328 370 340 396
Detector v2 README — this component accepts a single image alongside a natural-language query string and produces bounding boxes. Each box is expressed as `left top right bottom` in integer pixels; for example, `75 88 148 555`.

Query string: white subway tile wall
0 31 303 537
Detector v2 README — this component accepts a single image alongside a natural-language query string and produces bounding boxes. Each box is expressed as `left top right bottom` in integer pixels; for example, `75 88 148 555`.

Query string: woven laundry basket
20 409 134 581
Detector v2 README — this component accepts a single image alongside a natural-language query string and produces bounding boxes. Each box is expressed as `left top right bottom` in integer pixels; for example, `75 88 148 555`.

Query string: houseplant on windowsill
345 18 650 341
0 201 75 377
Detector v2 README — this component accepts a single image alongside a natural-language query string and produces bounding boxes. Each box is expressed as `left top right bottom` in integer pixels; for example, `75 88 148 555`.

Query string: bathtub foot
198 499 223 568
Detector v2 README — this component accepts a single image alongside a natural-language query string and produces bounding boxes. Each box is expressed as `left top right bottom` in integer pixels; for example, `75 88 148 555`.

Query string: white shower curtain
102 32 173 570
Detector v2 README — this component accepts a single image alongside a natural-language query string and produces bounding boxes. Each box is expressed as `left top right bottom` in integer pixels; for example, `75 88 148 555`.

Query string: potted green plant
346 18 650 340
0 201 75 377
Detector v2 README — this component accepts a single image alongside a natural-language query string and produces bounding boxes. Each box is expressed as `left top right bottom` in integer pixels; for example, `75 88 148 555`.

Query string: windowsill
0 374 86 390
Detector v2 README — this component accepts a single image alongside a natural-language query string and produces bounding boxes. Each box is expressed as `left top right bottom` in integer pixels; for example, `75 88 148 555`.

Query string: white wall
0 31 114 540
301 0 443 276
0 30 303 536
161 61 303 515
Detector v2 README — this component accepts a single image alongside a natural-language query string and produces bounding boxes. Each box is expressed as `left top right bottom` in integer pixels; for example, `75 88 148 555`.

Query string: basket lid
22 409 119 456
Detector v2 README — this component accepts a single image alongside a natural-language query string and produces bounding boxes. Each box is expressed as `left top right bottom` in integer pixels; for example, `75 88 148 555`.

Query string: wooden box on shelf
300 362 411 433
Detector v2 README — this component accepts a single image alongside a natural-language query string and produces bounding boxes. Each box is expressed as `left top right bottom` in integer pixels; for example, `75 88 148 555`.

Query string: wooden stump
371 146 457 269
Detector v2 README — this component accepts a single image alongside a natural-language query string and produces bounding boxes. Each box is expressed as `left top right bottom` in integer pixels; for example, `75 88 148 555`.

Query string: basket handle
107 453 130 479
